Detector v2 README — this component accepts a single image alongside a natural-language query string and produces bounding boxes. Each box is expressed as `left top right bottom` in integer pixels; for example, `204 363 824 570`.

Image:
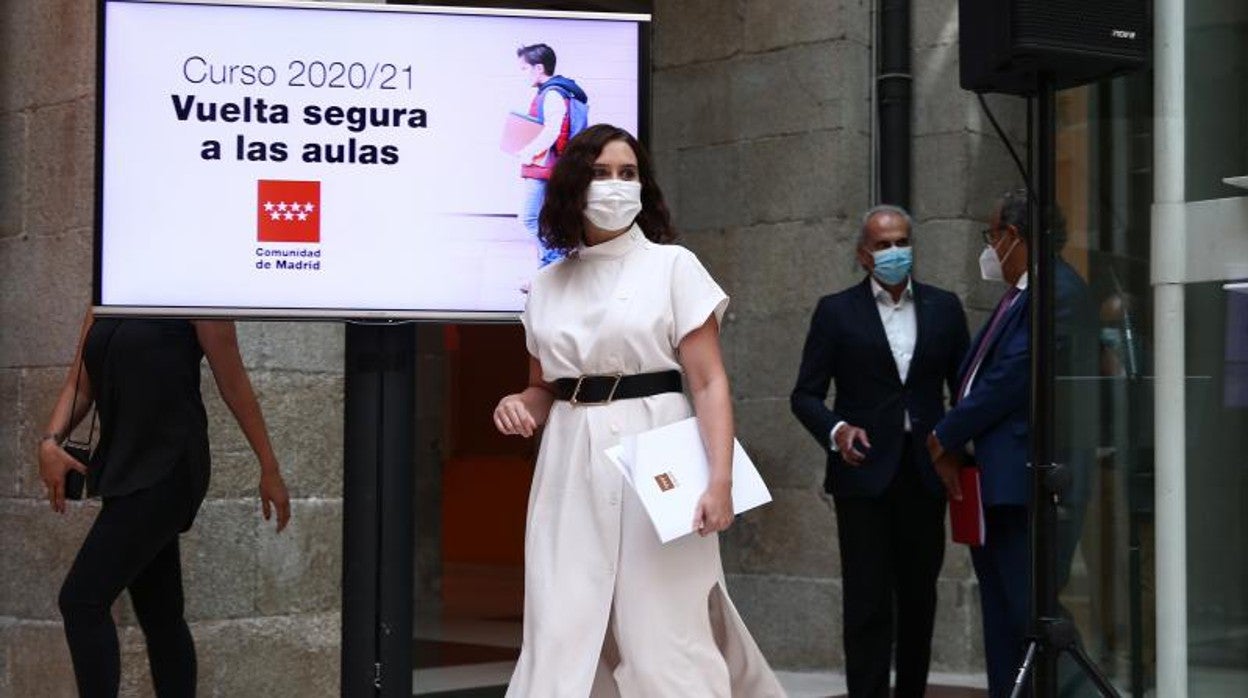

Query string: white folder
604 417 772 543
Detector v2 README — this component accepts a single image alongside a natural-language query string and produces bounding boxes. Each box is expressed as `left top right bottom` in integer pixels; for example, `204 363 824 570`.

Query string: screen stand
342 322 416 698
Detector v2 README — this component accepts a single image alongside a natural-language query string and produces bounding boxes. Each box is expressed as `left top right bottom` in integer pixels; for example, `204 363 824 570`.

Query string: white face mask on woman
584 180 642 232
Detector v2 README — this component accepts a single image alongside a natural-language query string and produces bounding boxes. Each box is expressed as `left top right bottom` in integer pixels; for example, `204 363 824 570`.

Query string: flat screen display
96 0 648 319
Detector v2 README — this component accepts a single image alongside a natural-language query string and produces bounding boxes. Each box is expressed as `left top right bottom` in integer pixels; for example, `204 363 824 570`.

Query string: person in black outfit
791 206 970 698
37 311 291 697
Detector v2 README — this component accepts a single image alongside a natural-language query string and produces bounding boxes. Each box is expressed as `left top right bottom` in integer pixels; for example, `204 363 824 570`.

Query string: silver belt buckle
570 373 623 406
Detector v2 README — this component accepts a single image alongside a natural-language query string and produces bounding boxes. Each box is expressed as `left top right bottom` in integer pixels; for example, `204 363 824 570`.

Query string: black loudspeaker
959 0 1149 95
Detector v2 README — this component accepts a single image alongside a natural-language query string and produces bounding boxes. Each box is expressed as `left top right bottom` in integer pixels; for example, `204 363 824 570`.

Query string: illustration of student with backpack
510 43 589 268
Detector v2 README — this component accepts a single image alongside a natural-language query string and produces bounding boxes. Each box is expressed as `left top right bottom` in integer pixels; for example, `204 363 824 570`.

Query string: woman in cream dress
493 124 784 697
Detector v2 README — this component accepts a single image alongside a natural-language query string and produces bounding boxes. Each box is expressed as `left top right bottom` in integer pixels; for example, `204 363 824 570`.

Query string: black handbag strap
66 345 97 446
66 319 120 446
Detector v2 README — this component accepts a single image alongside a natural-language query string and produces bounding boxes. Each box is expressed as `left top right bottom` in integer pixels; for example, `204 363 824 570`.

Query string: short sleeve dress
510 225 784 697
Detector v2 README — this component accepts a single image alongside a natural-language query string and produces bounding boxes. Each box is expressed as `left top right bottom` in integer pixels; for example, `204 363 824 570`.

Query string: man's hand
926 430 945 462
835 424 872 465
934 454 963 501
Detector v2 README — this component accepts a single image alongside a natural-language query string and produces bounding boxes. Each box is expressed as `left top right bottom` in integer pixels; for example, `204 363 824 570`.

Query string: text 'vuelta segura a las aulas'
167 56 433 275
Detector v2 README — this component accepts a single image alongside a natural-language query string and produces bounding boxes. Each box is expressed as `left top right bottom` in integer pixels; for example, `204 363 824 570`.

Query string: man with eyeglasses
927 188 1034 698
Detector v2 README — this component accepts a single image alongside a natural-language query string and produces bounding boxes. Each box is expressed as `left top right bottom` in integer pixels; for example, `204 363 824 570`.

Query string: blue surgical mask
871 246 912 286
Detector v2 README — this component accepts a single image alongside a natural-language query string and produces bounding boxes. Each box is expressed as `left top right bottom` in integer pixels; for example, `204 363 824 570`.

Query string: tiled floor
412 615 521 696
417 564 993 697
420 566 1248 696
777 670 987 698
410 619 1248 696
411 619 990 697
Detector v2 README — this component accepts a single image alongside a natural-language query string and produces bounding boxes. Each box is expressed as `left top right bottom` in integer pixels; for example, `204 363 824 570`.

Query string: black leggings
59 468 196 697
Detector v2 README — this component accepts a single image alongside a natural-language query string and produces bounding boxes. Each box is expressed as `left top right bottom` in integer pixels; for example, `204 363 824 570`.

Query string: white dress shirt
831 277 917 451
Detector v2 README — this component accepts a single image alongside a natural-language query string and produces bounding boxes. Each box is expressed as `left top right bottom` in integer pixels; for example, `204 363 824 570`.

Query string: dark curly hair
537 124 676 253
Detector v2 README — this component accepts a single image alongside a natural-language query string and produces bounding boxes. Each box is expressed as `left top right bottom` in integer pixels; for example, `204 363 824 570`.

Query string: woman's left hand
259 468 291 533
693 483 734 536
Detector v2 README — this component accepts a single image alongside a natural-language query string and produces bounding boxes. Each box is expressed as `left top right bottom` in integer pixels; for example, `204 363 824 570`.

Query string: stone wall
650 0 1026 672
0 2 346 695
0 0 1032 690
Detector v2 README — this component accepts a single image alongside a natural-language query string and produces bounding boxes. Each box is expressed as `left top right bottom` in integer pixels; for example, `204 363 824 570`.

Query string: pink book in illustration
500 111 543 154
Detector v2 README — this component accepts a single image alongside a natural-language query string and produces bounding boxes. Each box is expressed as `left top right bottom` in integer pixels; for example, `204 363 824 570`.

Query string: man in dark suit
927 189 1033 698
791 205 970 698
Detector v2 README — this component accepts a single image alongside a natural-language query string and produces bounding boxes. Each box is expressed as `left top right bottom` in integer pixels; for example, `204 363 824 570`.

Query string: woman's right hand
38 439 87 515
494 394 538 438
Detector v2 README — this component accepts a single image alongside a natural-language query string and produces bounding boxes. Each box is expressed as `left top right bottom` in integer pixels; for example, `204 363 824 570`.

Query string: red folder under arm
950 466 985 547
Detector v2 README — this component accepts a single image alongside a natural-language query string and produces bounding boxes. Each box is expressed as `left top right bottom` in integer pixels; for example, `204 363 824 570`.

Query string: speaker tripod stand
1012 619 1123 698
1007 463 1120 698
1011 74 1121 698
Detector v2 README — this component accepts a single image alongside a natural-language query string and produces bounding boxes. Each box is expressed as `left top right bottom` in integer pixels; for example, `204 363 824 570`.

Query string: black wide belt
553 370 683 405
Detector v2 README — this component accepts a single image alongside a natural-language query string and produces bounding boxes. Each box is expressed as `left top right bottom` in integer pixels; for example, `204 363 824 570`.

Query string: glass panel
1183 283 1248 695
1184 1 1248 693
1186 0 1248 202
1051 3 1248 691
1053 71 1158 696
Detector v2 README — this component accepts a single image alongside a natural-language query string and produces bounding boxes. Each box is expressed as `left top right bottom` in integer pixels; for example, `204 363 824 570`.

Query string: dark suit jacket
935 284 1031 507
790 278 970 498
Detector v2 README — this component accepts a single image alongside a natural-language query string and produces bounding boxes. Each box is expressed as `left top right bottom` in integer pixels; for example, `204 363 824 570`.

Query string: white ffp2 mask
979 238 1019 283
979 245 1004 282
584 180 642 231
